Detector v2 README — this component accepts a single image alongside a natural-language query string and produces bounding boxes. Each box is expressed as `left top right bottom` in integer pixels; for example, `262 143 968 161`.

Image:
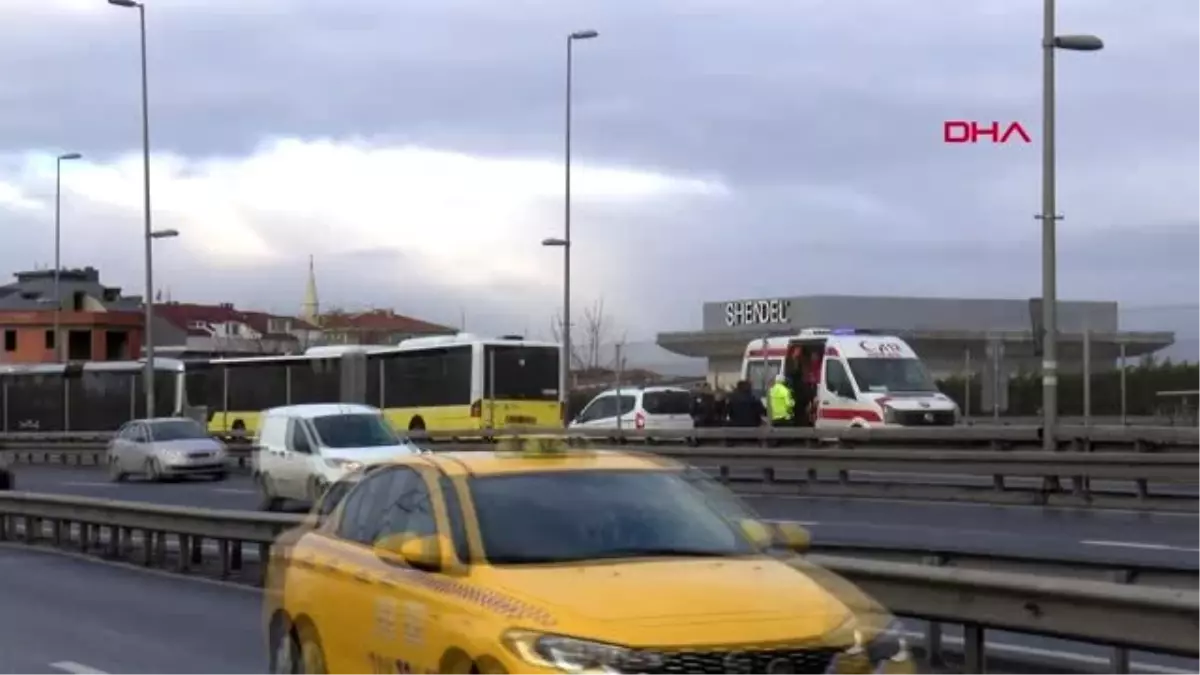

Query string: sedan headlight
324 458 363 472
502 630 661 673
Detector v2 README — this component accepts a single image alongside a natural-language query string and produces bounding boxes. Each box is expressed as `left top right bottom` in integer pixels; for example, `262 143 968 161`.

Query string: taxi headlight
324 458 363 472
844 619 907 658
502 630 660 673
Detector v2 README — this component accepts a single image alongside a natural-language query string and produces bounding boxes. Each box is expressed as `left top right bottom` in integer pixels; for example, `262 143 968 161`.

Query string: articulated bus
0 359 188 433
191 334 562 434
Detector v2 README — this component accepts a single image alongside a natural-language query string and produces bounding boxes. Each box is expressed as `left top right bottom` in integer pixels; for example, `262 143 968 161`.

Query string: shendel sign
724 299 791 327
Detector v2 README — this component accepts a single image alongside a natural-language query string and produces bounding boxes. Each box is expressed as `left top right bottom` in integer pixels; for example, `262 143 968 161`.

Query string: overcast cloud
0 0 1196 357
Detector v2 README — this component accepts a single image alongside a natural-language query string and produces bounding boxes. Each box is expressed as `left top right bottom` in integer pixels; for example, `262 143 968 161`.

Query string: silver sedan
107 417 229 482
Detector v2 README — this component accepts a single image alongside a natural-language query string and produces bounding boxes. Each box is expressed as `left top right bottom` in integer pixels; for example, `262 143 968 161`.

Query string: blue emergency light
830 328 857 335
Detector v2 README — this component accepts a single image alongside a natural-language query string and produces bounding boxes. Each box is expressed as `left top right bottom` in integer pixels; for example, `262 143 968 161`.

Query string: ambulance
740 328 960 428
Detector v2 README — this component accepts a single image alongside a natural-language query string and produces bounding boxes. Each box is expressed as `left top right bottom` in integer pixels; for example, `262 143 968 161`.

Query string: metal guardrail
2 423 1198 450
0 492 1194 673
3 434 1197 512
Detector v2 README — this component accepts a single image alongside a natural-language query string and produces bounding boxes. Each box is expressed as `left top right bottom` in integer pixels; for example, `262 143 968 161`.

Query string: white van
569 386 695 431
741 328 960 428
253 403 419 510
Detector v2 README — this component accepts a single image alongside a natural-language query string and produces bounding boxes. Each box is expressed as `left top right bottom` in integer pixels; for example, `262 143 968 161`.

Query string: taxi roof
416 447 680 477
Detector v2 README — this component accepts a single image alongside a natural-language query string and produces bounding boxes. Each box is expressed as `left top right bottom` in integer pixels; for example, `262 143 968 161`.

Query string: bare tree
550 297 612 371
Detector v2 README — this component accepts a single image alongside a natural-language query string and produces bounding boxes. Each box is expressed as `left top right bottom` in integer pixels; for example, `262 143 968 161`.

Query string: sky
0 0 1196 363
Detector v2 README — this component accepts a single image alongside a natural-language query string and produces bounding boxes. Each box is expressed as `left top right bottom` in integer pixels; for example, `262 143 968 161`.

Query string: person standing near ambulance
768 373 795 426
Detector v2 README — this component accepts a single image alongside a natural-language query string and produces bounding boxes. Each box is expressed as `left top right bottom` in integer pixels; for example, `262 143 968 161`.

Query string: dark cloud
0 0 1196 360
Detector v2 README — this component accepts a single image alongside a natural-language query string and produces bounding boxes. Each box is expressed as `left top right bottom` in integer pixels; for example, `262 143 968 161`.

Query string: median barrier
3 439 1196 512
2 423 1197 451
0 492 1194 673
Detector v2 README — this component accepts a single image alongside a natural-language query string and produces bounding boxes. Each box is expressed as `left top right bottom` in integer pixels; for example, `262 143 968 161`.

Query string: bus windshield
846 357 938 394
483 345 559 401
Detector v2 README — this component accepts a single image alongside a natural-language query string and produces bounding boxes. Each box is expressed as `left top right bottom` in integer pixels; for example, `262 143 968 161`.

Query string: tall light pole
544 28 598 425
108 0 157 417
53 152 82 363
1038 0 1103 451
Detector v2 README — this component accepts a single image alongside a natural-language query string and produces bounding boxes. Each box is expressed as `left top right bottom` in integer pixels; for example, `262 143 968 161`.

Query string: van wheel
408 417 426 432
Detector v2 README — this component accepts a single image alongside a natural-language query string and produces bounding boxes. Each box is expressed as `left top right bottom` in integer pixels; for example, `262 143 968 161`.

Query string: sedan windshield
311 413 401 449
149 419 209 441
470 469 757 565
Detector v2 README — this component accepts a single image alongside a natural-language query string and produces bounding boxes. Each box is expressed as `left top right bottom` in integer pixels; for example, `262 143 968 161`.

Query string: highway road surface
0 545 261 673
0 544 1193 674
10 465 1199 569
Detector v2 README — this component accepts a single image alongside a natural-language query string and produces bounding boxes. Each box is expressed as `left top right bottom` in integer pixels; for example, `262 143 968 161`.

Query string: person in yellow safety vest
768 373 795 425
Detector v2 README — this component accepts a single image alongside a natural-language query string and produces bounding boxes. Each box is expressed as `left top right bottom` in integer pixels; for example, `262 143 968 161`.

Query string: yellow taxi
263 436 916 674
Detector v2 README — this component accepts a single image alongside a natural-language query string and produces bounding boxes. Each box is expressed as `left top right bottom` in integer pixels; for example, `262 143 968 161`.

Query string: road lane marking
1080 540 1200 553
50 661 109 674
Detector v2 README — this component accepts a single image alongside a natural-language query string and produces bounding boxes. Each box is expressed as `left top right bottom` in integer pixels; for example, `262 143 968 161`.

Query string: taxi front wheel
271 626 327 674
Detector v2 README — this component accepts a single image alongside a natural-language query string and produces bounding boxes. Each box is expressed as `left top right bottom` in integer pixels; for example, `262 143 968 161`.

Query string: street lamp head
1053 34 1104 51
541 237 568 247
107 0 141 7
570 29 599 40
150 228 180 239
58 152 82 161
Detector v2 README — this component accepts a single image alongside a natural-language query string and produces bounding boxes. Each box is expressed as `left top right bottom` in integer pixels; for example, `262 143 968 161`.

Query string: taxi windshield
846 357 938 394
469 469 757 565
310 413 401 448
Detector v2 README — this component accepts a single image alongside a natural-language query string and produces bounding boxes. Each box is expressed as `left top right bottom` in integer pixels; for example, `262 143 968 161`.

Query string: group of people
688 345 825 429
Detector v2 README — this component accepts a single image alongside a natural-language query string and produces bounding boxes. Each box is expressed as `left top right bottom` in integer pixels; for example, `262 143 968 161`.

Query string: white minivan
253 403 419 510
569 386 696 432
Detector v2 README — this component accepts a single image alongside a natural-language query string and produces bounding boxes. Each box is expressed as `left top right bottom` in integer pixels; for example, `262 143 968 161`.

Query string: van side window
825 360 855 397
578 395 616 422
285 419 313 454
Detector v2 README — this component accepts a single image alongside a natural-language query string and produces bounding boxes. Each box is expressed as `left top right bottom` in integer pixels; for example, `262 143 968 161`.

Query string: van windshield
311 414 401 448
847 358 939 394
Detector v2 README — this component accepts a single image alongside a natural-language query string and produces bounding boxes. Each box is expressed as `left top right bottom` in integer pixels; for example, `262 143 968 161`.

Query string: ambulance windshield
847 357 938 394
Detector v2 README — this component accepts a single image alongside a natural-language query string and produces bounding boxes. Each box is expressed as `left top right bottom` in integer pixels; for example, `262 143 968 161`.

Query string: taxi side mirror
374 533 444 573
738 519 774 549
773 521 811 554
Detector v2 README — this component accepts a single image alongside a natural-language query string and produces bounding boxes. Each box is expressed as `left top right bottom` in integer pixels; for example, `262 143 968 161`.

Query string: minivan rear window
641 390 691 415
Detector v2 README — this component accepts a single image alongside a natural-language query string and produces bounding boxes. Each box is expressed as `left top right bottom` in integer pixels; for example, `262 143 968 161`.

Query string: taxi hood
483 556 855 642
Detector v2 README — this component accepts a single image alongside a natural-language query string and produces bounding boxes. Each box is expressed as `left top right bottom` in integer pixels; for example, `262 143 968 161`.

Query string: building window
45 330 55 350
3 330 15 352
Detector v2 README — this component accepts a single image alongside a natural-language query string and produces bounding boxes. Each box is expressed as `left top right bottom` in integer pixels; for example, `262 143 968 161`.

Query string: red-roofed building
153 302 322 358
316 309 455 346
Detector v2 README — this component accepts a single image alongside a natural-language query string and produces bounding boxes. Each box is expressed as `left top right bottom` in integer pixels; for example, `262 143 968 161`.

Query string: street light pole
1038 0 1103 452
53 152 82 363
557 28 598 424
109 0 156 417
